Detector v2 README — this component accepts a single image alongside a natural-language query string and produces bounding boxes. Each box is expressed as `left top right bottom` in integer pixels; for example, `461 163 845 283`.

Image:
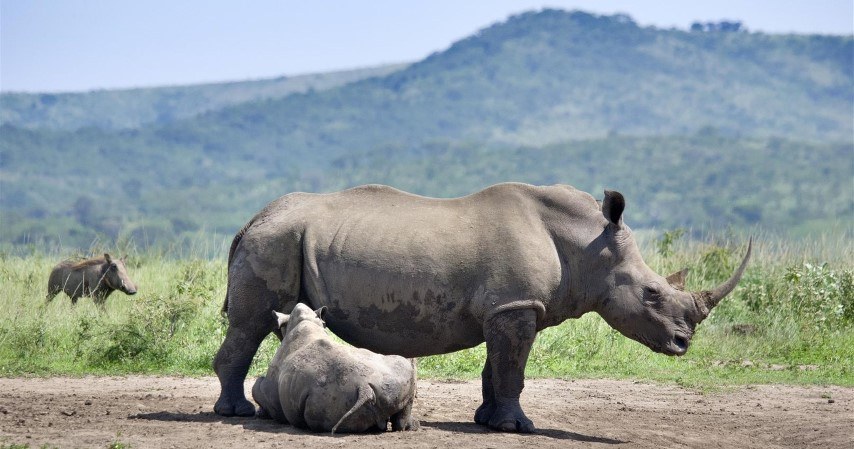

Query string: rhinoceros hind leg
478 308 537 433
213 256 287 417
213 326 268 417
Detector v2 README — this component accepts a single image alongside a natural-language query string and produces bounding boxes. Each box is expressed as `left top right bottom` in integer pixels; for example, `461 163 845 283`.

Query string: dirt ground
0 376 851 449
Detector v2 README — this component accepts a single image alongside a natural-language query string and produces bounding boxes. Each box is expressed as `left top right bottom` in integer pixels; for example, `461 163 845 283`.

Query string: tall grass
0 252 227 375
1 230 851 388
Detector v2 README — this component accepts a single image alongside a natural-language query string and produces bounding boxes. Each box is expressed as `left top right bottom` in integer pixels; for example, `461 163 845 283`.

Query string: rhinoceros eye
643 285 662 299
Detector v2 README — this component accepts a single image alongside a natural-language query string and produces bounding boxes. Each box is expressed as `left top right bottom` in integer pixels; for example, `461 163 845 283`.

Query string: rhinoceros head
103 253 137 295
273 303 327 332
588 191 751 356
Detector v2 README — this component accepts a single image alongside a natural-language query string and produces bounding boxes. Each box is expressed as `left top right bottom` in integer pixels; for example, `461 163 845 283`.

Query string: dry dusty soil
0 376 851 449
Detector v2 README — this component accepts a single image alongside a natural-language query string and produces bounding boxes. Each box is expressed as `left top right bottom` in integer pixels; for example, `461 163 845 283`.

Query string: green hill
184 9 851 159
0 64 406 130
1 9 852 249
3 128 850 248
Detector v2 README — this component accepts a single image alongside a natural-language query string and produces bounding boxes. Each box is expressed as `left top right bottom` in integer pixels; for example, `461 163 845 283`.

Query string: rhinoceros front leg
475 308 537 433
474 354 495 425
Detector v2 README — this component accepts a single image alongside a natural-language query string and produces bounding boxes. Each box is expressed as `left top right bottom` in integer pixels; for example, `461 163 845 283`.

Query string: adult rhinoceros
214 183 750 433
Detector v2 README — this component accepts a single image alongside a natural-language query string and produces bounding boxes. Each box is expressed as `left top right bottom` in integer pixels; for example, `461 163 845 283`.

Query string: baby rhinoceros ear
315 306 327 320
273 311 289 329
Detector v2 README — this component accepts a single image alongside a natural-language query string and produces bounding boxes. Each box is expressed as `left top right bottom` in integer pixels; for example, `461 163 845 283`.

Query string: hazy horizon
2 0 853 93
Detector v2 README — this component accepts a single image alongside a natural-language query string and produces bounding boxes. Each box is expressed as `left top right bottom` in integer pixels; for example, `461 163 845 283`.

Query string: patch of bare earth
0 376 851 448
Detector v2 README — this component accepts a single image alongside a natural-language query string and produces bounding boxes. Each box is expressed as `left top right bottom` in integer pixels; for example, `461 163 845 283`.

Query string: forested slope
1 9 851 248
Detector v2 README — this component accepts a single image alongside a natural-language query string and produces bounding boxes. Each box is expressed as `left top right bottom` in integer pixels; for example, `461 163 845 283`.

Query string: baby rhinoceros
252 303 418 434
47 253 137 306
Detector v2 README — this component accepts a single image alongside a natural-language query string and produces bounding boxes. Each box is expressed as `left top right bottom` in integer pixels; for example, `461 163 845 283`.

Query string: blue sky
2 0 852 93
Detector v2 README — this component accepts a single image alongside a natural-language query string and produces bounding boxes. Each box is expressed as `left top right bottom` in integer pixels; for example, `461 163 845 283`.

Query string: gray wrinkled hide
214 183 750 432
251 303 417 433
46 254 137 306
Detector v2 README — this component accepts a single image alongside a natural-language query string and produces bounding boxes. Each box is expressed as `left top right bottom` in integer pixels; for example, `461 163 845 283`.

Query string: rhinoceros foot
256 406 271 419
214 396 256 417
487 404 535 434
475 399 535 433
474 400 496 426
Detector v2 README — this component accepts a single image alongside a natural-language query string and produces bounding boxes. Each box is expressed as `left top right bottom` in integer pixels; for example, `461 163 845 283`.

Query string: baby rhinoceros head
274 303 327 333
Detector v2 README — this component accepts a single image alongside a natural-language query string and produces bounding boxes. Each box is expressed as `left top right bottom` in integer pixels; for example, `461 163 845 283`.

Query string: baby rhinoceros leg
251 375 286 423
391 400 418 431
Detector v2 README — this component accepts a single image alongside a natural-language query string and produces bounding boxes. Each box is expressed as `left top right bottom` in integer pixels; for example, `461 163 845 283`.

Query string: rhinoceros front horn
694 238 753 320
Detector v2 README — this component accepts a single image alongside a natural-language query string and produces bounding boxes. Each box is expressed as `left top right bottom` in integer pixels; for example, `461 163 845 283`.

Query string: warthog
47 253 137 306
252 303 418 433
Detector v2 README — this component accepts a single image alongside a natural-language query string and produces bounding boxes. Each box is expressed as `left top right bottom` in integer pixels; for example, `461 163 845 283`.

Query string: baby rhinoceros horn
693 238 753 321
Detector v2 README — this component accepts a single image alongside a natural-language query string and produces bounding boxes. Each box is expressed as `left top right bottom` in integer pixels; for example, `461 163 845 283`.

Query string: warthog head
588 191 751 356
103 254 138 295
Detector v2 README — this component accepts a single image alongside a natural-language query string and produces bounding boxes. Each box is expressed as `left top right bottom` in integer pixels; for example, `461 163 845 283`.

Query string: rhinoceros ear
104 253 113 264
602 190 625 227
273 311 289 328
314 306 327 321
666 268 690 291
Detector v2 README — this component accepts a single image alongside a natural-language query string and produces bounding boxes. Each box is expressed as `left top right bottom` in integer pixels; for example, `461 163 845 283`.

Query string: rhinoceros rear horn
694 238 753 319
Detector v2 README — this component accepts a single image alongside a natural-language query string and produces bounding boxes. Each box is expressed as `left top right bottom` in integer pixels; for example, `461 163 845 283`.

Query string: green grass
1 231 851 389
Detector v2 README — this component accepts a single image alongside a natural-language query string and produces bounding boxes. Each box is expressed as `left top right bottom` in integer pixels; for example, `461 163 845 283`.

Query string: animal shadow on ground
131 412 625 442
131 411 251 425
419 421 626 444
130 411 366 436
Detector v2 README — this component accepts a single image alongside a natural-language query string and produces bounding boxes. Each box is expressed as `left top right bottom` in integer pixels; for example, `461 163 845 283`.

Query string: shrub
784 263 854 329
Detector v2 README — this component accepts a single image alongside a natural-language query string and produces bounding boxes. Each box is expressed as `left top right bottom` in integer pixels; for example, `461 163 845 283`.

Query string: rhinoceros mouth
632 333 687 356
662 334 689 356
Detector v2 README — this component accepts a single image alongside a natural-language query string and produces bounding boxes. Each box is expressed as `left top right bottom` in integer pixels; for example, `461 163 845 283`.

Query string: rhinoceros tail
331 384 378 435
221 218 256 317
